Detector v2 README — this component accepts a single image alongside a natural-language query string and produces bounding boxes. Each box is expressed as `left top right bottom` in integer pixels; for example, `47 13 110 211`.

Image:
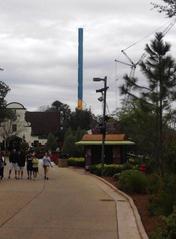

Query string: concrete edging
92 174 149 239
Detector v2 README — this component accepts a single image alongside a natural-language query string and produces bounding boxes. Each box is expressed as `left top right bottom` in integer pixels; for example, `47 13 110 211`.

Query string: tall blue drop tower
77 28 83 110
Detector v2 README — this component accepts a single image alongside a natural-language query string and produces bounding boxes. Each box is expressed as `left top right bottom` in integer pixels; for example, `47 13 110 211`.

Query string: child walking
32 153 39 179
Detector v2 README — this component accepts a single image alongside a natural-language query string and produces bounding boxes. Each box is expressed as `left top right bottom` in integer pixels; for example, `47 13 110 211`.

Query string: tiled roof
25 112 60 136
81 134 127 141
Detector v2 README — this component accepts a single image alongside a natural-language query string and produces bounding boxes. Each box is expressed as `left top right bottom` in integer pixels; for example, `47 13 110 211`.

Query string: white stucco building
0 102 60 149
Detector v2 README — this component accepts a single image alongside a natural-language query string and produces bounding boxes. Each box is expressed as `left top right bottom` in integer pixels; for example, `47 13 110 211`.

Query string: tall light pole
93 76 109 174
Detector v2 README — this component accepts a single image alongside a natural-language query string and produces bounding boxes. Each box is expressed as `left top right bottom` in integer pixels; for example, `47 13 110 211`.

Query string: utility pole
93 76 109 174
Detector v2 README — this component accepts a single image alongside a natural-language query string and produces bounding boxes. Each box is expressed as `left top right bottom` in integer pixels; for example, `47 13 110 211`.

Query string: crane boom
114 59 132 67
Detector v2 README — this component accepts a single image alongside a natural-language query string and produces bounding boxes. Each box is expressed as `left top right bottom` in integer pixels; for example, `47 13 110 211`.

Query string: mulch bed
131 194 162 237
102 176 162 237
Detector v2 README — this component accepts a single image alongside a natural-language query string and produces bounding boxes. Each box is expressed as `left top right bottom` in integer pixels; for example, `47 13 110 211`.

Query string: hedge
89 163 132 177
67 157 85 167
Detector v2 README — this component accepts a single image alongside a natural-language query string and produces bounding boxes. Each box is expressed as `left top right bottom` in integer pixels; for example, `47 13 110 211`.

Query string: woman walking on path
32 153 39 179
42 152 52 180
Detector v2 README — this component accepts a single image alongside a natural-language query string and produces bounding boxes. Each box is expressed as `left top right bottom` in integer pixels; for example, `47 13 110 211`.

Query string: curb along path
93 175 149 239
70 167 148 239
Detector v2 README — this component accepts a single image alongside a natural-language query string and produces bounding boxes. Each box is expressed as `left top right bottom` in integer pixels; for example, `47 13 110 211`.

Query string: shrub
67 157 85 167
151 207 176 239
148 173 162 194
164 207 176 238
113 173 121 180
149 174 176 216
89 164 102 176
89 163 132 177
118 169 148 193
102 164 125 176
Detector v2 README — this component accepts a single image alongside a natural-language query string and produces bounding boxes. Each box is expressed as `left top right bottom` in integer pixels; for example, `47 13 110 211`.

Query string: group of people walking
0 149 53 181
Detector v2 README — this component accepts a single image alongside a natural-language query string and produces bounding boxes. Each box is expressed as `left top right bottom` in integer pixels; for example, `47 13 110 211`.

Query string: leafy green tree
69 109 96 131
62 127 86 157
152 0 176 17
46 133 58 151
120 32 176 173
117 98 157 157
0 81 10 122
62 130 76 157
46 100 71 142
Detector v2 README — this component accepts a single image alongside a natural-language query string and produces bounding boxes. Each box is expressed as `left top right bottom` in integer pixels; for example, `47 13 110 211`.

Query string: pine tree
120 32 176 173
152 0 176 17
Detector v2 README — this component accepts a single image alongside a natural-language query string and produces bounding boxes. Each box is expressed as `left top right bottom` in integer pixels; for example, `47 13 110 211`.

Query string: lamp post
93 76 109 174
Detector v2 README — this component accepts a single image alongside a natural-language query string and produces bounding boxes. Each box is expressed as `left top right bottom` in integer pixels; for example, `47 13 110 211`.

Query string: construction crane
115 17 176 79
114 18 176 108
115 51 145 78
163 18 176 36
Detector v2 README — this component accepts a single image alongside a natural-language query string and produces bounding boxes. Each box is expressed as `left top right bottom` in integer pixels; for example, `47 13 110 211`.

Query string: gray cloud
0 0 175 115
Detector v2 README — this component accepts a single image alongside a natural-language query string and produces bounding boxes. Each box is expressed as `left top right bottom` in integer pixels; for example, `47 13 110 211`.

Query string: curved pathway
0 166 118 239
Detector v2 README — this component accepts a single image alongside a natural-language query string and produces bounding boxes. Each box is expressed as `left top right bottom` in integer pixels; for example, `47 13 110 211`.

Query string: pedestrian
17 150 26 179
32 152 39 179
8 149 19 179
42 152 53 180
0 151 6 180
26 151 33 180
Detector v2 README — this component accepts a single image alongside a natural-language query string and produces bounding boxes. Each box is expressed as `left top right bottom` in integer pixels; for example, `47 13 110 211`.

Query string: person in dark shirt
26 152 33 180
8 149 19 179
17 150 26 179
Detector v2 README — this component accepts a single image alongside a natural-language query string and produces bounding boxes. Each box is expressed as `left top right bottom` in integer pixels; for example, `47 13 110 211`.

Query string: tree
45 100 71 142
46 133 58 151
120 32 176 173
62 127 86 157
69 109 96 131
152 0 176 17
0 81 10 122
117 98 158 158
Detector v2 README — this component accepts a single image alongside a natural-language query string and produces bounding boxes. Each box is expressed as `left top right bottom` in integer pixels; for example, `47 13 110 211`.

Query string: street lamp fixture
98 96 103 102
96 87 109 93
93 77 105 82
93 76 108 175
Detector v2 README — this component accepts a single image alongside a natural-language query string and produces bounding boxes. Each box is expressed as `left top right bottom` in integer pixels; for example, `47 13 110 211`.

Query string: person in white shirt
0 151 6 180
42 152 52 180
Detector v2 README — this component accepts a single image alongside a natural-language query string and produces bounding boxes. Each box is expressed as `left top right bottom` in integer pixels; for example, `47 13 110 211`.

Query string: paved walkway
0 165 147 239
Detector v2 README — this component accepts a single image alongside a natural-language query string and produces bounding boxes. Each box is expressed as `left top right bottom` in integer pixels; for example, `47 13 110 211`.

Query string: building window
12 124 17 132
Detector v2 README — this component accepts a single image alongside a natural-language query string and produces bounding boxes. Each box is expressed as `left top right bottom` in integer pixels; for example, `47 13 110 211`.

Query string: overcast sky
0 0 175 115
